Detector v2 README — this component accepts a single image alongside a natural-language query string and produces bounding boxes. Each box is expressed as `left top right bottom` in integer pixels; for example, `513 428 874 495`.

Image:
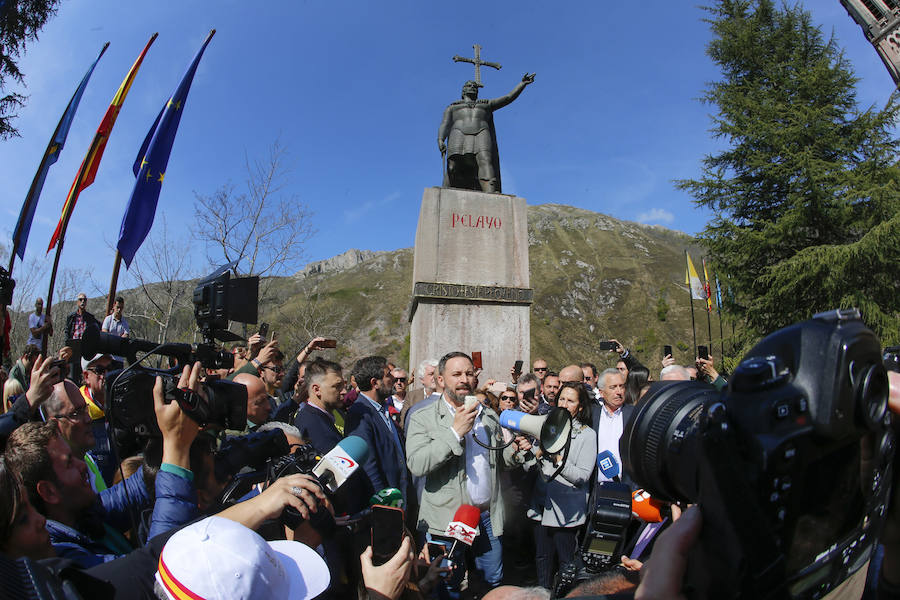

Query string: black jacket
65 310 99 341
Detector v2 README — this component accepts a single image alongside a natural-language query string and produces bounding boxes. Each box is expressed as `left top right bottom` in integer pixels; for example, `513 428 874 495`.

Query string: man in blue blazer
294 358 345 454
346 356 407 509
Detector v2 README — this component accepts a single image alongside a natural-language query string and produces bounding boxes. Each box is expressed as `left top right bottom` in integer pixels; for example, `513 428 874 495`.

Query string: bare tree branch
192 139 315 295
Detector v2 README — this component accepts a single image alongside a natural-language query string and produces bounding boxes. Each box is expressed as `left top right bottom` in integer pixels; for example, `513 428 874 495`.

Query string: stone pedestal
409 187 531 385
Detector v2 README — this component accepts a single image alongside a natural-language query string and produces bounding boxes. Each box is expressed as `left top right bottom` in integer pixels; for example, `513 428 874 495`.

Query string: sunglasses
500 395 517 402
533 367 548 372
395 377 407 383
88 366 108 376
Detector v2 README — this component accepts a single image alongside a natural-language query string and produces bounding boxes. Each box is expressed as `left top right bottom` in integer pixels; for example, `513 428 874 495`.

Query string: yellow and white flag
685 252 705 300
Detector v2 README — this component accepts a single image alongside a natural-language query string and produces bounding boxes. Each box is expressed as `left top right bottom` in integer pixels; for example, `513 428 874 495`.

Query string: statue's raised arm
488 73 536 110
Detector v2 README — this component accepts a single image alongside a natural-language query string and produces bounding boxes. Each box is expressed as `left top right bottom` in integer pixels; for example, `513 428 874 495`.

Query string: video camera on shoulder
620 308 895 599
81 263 258 456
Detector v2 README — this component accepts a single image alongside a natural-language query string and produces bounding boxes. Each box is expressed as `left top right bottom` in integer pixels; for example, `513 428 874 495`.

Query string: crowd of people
0 292 897 600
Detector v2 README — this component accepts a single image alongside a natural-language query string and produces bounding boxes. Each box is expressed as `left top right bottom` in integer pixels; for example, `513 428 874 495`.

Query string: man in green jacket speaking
405 351 519 598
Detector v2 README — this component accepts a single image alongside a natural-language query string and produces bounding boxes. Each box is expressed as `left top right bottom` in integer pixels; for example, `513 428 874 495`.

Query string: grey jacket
406 396 517 537
527 420 597 528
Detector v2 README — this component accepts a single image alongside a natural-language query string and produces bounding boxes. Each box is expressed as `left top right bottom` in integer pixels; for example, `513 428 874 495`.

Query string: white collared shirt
596 403 624 482
444 397 492 506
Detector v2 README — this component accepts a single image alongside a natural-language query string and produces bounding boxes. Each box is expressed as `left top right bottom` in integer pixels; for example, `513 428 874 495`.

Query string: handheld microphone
597 449 620 481
312 435 369 493
444 504 481 558
369 488 404 509
631 489 666 523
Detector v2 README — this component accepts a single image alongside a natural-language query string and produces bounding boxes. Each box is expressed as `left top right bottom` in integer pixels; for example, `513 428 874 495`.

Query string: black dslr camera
215 430 335 535
621 309 894 599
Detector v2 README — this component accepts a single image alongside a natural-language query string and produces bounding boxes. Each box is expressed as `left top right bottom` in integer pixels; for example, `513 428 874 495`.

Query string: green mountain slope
25 204 729 374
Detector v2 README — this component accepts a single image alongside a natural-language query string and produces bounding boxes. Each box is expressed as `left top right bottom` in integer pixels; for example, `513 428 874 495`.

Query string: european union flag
12 43 108 261
117 30 215 267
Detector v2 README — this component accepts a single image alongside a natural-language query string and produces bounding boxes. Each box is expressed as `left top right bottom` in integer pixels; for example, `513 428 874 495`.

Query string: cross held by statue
452 43 501 87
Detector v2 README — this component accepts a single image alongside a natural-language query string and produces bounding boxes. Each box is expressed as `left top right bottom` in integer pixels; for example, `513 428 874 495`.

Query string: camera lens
621 381 720 503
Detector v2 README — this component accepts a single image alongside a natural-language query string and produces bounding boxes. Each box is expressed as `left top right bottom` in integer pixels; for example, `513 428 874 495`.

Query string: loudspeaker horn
499 407 572 454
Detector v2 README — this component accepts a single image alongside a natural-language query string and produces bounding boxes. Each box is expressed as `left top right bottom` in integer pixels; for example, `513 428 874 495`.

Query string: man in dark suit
592 368 634 485
293 358 345 454
346 356 407 508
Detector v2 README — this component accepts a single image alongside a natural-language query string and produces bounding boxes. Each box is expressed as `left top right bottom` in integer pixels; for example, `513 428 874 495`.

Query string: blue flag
12 43 108 261
715 274 723 314
117 30 215 267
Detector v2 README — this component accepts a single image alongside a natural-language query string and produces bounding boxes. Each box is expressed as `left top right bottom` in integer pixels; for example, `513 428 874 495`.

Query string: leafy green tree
678 0 900 344
0 0 62 139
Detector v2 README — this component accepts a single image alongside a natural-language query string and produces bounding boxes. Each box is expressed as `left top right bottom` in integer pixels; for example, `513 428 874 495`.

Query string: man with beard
346 356 406 509
538 371 560 415
406 352 521 597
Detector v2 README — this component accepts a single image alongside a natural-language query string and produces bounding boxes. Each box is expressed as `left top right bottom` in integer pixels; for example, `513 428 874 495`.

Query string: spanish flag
702 258 714 313
48 34 157 252
685 252 705 301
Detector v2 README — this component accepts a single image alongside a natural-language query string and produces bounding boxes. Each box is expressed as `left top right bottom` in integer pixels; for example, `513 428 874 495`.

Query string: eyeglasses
395 377 407 383
262 365 284 373
87 366 108 376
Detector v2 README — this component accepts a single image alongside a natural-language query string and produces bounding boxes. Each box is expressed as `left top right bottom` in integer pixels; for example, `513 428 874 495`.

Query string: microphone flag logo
446 521 479 545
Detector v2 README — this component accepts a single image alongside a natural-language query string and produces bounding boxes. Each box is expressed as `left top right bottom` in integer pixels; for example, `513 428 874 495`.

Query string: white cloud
636 208 675 224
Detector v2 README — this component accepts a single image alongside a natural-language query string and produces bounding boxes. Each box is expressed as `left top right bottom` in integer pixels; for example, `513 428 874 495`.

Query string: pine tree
0 0 62 139
678 0 900 344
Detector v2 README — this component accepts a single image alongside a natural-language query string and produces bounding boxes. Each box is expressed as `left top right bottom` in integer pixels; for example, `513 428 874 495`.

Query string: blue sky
1 1 896 300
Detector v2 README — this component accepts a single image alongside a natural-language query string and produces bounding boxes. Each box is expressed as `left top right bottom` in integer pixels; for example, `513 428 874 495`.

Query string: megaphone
499 407 572 454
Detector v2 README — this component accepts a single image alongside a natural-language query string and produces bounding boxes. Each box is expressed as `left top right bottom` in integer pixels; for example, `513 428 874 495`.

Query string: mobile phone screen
513 360 523 372
427 542 450 569
371 505 405 566
698 345 709 360
664 345 672 357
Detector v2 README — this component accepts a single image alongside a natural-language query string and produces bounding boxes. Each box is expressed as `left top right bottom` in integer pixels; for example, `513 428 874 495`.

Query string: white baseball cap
155 516 330 600
81 353 112 372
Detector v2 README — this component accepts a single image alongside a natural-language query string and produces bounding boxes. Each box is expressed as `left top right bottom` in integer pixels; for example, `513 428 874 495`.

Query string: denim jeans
429 510 503 599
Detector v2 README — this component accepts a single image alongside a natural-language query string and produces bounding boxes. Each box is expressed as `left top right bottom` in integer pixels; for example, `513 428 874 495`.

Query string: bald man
559 364 584 384
233 372 271 431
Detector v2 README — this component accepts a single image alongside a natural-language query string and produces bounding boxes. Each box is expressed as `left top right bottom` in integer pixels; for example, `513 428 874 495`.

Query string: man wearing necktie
345 356 408 511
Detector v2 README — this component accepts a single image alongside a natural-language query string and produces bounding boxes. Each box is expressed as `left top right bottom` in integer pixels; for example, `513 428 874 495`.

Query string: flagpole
685 250 697 355
106 251 122 316
43 133 104 356
718 308 726 370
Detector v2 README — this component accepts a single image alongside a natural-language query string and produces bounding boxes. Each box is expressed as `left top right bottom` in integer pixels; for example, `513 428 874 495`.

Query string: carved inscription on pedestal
413 281 533 304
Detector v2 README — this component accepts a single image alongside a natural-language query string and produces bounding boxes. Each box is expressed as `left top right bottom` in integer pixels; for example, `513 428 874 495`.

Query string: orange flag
48 34 158 252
